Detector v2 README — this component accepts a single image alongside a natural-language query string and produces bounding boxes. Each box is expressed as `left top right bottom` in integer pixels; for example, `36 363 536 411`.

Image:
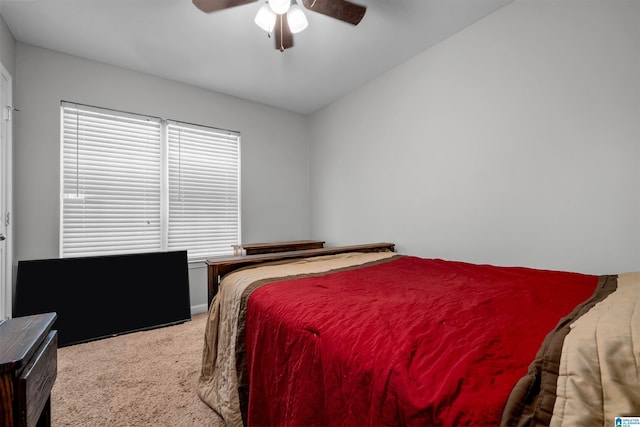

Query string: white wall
8 0 640 315
309 0 640 275
14 43 311 310
0 15 15 77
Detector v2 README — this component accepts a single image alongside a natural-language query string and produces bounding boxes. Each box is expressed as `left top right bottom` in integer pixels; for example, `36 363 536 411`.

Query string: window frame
60 101 241 263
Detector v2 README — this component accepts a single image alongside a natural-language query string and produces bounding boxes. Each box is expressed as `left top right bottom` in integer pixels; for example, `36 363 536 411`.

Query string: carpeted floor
51 312 224 426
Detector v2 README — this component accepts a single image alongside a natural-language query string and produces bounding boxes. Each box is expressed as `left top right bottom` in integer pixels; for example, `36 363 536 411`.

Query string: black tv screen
14 250 191 347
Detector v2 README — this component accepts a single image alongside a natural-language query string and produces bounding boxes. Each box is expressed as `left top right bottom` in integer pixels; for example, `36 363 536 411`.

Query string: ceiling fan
193 0 366 52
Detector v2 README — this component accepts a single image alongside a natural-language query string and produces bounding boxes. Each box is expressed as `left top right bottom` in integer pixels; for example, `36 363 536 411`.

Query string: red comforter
245 256 598 426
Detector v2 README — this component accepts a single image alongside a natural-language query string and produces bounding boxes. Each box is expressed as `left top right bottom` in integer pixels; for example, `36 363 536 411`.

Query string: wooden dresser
232 240 325 256
0 312 57 427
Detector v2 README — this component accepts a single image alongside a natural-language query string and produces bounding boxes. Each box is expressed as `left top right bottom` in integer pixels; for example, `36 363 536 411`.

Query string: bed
198 242 640 427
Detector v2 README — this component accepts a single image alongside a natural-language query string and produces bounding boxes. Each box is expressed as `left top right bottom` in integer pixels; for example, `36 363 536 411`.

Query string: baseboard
191 304 208 315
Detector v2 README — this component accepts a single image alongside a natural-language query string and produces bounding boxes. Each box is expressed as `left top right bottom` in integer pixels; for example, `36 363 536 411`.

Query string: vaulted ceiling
0 0 512 114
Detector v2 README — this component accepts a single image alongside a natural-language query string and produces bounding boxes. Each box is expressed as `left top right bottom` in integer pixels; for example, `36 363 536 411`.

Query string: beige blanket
502 272 640 426
551 272 640 426
197 251 397 427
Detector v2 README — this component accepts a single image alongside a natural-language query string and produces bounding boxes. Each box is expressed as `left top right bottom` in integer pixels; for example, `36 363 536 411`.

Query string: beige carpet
51 312 224 426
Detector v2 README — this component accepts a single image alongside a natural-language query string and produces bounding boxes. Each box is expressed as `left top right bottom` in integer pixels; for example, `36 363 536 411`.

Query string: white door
0 63 12 320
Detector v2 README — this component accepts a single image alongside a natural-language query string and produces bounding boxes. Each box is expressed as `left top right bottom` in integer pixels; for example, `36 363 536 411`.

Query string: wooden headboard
205 242 395 306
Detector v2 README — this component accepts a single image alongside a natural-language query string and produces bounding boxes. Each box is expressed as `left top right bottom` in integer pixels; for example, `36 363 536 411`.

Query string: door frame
0 62 13 319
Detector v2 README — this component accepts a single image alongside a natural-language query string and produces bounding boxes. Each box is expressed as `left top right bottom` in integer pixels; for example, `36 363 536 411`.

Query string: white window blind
61 102 241 261
167 122 240 260
61 103 162 258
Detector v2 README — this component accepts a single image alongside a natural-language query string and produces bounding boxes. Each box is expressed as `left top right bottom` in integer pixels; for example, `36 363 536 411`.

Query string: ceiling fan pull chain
279 16 285 52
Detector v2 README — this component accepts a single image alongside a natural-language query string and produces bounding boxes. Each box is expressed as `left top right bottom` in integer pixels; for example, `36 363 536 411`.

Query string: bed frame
205 242 395 305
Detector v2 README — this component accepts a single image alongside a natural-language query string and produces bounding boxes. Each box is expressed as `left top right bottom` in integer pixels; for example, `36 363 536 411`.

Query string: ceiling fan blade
274 14 294 52
192 0 256 13
301 0 366 25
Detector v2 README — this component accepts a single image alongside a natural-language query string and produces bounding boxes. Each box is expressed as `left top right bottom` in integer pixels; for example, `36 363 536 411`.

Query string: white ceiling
0 0 512 114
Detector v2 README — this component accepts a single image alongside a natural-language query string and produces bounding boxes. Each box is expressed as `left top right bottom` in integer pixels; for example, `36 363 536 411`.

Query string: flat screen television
14 250 191 347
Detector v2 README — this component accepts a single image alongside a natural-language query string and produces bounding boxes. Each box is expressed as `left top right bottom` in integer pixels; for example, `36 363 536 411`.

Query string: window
61 102 240 261
167 122 241 260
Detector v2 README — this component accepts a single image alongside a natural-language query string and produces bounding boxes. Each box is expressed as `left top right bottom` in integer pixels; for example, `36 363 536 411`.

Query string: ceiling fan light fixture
255 3 276 32
268 0 291 15
193 0 367 52
287 3 308 34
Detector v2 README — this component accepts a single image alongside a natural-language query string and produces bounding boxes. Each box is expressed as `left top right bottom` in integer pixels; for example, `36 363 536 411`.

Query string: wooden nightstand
0 312 57 427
